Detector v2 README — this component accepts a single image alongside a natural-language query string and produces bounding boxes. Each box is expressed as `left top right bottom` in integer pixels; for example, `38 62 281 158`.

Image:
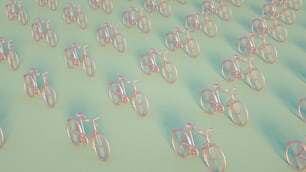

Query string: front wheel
229 100 248 127
203 19 218 38
102 0 113 14
0 128 4 148
49 0 58 11
108 81 123 105
66 118 82 145
200 89 217 114
43 84 56 108
92 132 111 161
298 97 306 122
271 24 288 43
171 129 192 158
82 55 96 77
260 43 278 64
113 33 127 53
77 12 88 29
281 8 296 25
161 61 178 83
285 141 306 171
8 50 20 70
218 4 232 21
138 16 151 33
46 30 57 48
23 74 36 97
221 59 237 82
185 38 200 58
159 1 171 17
132 91 149 117
204 144 227 172
247 68 265 91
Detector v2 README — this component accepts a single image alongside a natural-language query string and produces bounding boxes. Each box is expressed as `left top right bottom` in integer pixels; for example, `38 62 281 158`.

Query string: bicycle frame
213 84 238 109
76 115 101 144
186 124 212 152
6 0 27 25
233 55 254 77
118 76 138 102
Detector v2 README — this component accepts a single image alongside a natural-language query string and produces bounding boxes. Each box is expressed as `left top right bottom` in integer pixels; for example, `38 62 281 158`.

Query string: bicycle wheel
161 61 178 83
165 32 177 51
237 36 252 57
113 33 127 53
8 50 19 70
262 3 276 20
89 0 97 8
0 128 4 148
286 141 306 171
32 23 41 41
159 1 171 17
231 0 244 7
138 16 151 33
204 144 227 172
49 0 58 11
42 84 56 108
122 11 133 28
281 8 296 25
202 0 213 15
92 132 111 161
271 24 288 42
185 38 200 58
64 48 76 68
171 129 191 158
200 89 217 114
251 18 266 39
218 4 232 21
229 100 248 127
23 74 36 97
46 30 57 48
66 118 82 145
247 68 265 91
96 28 108 46
144 0 154 13
18 10 28 25
221 59 237 82
62 8 72 24
82 55 96 77
140 53 154 75
288 0 302 11
185 15 197 32
102 0 113 14
5 5 15 20
36 0 45 6
77 12 88 29
260 43 278 64
108 81 123 105
132 91 149 117
203 19 218 38
298 97 306 122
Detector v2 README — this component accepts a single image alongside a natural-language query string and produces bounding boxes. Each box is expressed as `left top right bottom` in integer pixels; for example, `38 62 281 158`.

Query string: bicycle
66 112 111 161
165 27 200 58
0 38 19 70
221 55 266 91
263 1 296 25
23 68 56 108
172 123 226 172
298 97 306 123
32 18 57 48
64 42 96 77
200 84 248 127
0 128 4 148
285 136 306 171
202 0 232 21
96 22 127 53
36 0 58 11
140 48 178 83
122 7 152 33
238 32 278 64
144 0 172 17
108 76 149 117
5 0 27 25
63 3 88 29
88 0 113 14
185 10 218 38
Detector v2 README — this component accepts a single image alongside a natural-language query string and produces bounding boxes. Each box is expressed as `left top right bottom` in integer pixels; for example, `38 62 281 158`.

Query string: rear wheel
66 118 82 145
171 129 191 158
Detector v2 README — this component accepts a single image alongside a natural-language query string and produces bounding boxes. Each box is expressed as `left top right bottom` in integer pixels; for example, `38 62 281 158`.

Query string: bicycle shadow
208 51 226 78
186 78 207 109
224 34 239 52
285 58 306 83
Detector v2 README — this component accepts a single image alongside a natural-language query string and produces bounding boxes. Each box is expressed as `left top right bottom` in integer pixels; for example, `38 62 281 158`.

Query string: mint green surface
0 0 305 172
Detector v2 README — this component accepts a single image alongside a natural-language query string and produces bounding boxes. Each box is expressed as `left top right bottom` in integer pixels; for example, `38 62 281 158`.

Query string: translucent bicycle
88 0 113 14
298 97 306 123
286 136 306 171
200 84 248 127
238 32 278 64
202 0 232 21
23 68 56 108
108 76 149 117
122 7 152 33
185 10 218 38
96 22 127 53
36 0 58 11
63 3 88 29
172 123 227 172
221 55 266 91
64 42 96 77
263 1 296 25
6 0 27 25
165 27 200 58
144 0 172 17
32 18 57 48
0 128 4 148
66 112 111 161
140 48 178 83
0 38 19 70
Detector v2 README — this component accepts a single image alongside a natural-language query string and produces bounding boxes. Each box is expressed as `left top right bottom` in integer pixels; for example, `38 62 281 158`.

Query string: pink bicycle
263 1 297 25
0 128 4 148
140 48 178 83
96 22 127 53
63 3 88 29
286 136 306 171
298 97 306 123
122 7 152 33
6 0 27 25
0 38 19 70
165 27 200 58
64 42 96 77
36 0 58 11
172 123 227 172
66 112 111 161
23 68 56 108
144 0 172 17
108 76 149 117
88 0 113 14
32 18 57 47
202 0 232 21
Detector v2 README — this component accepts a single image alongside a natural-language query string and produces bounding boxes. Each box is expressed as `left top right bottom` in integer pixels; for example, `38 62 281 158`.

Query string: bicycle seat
76 112 85 119
186 122 194 130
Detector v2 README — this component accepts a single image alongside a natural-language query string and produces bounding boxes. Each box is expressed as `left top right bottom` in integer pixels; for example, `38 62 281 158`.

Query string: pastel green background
0 0 305 172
